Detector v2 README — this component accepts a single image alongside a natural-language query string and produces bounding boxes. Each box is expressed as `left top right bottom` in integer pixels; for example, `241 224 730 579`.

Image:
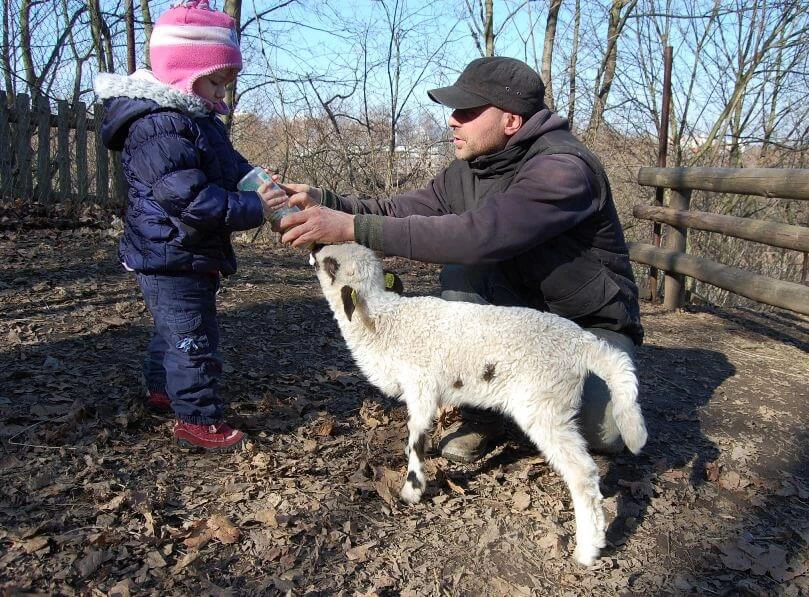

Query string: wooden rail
638 167 809 201
633 205 809 253
633 166 809 313
629 242 809 315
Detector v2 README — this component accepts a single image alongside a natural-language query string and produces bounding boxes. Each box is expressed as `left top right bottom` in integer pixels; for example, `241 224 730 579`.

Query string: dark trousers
440 264 635 453
136 272 223 424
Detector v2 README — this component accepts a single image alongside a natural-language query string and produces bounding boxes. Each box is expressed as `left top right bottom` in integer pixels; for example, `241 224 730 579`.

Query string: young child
94 0 281 452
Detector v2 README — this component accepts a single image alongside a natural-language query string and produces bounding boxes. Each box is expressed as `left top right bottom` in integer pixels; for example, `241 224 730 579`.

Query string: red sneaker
173 420 246 452
145 390 172 413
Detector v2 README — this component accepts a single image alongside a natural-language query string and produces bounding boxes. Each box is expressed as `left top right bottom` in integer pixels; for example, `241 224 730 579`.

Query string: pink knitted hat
150 0 242 95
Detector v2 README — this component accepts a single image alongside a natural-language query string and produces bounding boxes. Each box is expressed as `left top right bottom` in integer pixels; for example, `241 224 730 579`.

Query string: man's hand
280 205 355 248
271 175 322 210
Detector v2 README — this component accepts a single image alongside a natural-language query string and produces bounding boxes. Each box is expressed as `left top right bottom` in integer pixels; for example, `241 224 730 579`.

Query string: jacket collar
467 109 564 177
94 69 213 118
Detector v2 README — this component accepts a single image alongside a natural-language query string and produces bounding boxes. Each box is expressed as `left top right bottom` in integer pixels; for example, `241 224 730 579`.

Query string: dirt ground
1 225 807 596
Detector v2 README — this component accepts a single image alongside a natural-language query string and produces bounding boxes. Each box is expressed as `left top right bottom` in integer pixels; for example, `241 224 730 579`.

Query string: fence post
57 100 71 202
663 188 692 309
75 102 88 202
35 95 52 203
94 103 109 205
0 90 10 201
15 93 32 199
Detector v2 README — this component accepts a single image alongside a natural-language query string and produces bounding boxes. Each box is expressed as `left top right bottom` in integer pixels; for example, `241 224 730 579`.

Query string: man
276 56 643 463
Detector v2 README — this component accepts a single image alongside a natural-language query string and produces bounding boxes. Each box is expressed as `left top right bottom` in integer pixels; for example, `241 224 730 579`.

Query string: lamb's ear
340 285 355 321
383 271 404 295
340 285 376 331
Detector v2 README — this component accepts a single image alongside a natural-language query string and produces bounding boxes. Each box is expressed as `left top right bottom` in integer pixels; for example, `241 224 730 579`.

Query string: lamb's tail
582 337 647 454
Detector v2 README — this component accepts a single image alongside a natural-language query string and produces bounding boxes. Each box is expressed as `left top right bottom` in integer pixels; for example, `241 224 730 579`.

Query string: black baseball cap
428 57 545 117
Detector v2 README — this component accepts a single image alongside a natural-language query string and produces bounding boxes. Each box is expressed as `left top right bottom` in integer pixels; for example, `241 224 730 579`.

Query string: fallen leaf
100 493 127 512
77 548 108 578
108 579 133 597
207 514 240 544
719 470 741 490
446 478 465 496
346 540 377 562
21 536 49 554
372 466 403 507
513 490 531 511
360 400 389 429
145 550 167 569
705 461 722 483
172 551 200 573
538 531 565 559
315 417 335 436
253 509 279 526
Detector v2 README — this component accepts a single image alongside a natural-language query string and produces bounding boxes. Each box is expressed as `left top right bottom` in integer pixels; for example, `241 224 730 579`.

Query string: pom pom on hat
150 0 242 95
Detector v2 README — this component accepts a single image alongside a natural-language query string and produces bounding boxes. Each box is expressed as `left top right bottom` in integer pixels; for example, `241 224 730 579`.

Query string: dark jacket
321 109 643 343
94 70 264 276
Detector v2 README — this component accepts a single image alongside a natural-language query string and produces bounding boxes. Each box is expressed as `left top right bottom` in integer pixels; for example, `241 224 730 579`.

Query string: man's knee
440 264 490 304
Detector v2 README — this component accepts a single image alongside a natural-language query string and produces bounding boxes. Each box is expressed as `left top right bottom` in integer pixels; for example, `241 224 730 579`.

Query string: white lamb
310 242 648 565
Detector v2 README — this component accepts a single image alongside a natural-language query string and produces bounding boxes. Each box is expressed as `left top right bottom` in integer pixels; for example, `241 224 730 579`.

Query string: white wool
311 243 648 565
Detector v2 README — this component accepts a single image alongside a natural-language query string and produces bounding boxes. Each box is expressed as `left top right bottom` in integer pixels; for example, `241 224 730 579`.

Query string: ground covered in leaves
1 225 808 596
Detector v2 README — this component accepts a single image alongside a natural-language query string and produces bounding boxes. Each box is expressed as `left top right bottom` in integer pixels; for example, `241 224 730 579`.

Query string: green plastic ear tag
385 272 395 289
351 289 358 305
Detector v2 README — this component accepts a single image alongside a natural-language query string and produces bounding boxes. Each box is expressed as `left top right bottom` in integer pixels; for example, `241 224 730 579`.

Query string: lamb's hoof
399 483 423 505
573 543 600 566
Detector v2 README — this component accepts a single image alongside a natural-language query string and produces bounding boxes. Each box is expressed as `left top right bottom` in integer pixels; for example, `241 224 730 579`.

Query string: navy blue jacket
94 70 264 275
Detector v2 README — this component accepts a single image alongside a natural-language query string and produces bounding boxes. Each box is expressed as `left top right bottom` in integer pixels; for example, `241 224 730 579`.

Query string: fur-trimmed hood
94 69 214 151
94 69 211 115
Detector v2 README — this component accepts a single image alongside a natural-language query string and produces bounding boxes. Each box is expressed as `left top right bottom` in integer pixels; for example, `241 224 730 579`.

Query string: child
94 0 281 452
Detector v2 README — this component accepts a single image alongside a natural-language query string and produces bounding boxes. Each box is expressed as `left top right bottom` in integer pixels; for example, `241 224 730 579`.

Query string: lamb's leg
400 398 434 505
515 407 606 566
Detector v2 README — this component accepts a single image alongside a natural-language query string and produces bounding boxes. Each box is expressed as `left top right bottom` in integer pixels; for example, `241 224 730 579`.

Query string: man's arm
377 154 600 263
280 154 597 259
278 174 451 247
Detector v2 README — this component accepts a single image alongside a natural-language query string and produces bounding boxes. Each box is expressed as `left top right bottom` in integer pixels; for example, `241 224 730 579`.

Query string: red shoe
145 390 172 413
173 420 246 452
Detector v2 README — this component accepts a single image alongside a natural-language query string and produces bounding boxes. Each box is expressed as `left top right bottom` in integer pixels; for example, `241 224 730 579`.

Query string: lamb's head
309 243 387 328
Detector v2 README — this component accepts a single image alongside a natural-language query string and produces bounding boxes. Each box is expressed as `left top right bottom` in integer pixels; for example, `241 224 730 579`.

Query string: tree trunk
20 0 36 96
567 0 580 126
222 0 242 134
541 0 562 111
2 0 13 98
140 0 153 69
484 0 494 56
88 0 110 73
588 0 636 137
125 0 135 74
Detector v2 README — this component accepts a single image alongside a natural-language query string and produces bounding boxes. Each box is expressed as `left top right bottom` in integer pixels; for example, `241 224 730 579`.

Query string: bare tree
541 0 562 111
587 0 638 137
1 0 12 97
463 0 525 57
567 0 581 125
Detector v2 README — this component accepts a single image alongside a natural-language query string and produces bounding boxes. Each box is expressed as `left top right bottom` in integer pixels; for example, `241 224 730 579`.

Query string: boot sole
175 438 246 453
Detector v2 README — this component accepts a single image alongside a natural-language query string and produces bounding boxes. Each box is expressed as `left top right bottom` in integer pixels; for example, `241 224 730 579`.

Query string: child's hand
258 181 287 222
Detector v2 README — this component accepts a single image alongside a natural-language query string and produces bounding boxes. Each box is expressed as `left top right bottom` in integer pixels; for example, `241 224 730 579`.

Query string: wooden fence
629 167 809 315
0 91 126 206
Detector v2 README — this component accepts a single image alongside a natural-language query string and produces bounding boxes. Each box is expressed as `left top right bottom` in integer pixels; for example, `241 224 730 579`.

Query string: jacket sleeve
126 113 264 233
322 175 451 217
235 150 254 181
376 154 600 264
